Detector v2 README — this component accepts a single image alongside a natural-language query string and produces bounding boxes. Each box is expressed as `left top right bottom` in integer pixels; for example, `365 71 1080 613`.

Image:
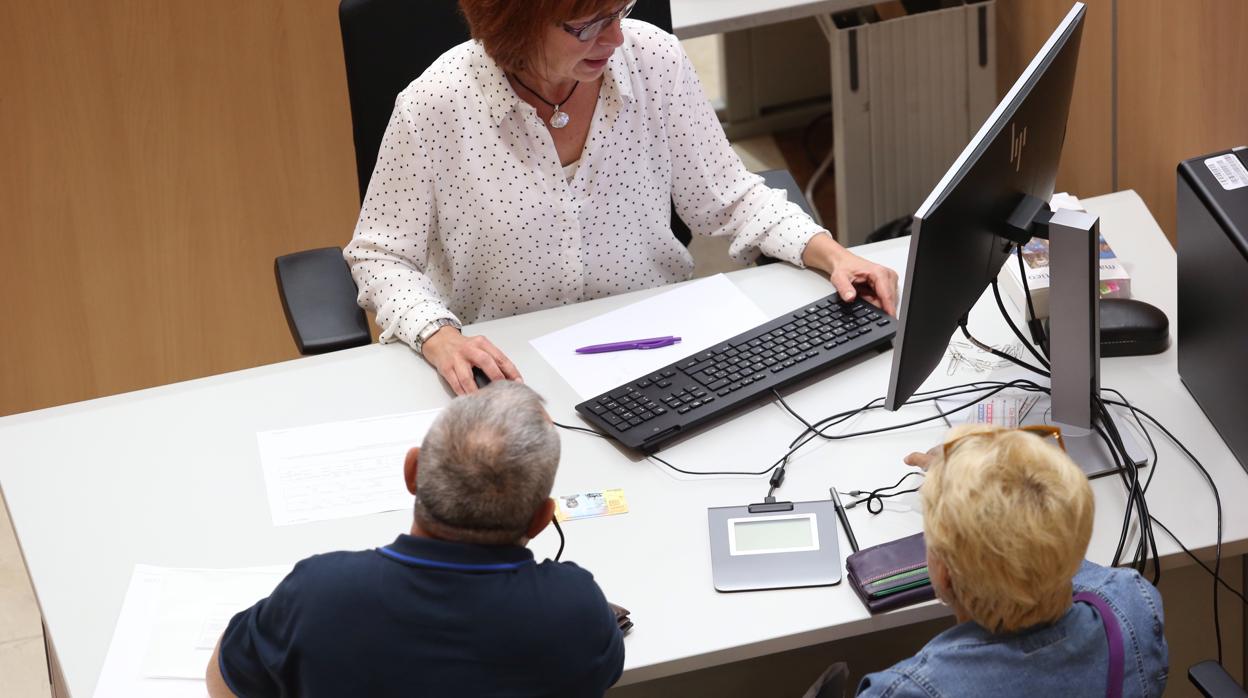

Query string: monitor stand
1010 206 1148 478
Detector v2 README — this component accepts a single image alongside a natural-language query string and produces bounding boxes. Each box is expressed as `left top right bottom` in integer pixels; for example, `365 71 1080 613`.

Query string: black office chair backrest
338 0 674 203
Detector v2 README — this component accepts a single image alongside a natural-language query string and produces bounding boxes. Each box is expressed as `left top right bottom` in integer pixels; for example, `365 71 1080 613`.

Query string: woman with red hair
345 0 899 395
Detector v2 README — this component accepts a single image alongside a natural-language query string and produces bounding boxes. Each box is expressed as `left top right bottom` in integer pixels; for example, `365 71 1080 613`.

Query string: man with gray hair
207 381 625 697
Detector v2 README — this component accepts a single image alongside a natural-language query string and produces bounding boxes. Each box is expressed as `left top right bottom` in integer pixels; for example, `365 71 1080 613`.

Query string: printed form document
96 564 292 697
256 409 441 526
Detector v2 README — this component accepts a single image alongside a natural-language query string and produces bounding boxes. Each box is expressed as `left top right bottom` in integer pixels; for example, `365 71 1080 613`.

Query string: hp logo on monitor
1010 123 1028 172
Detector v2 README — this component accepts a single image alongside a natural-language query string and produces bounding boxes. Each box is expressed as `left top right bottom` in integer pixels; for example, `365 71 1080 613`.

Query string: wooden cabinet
0 1 359 417
996 0 1248 243
1116 0 1248 242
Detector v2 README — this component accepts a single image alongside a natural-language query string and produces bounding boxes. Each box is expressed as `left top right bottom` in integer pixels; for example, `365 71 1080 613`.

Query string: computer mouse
471 367 492 389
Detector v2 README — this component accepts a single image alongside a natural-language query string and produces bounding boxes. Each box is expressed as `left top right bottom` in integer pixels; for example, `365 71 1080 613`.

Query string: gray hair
414 381 560 545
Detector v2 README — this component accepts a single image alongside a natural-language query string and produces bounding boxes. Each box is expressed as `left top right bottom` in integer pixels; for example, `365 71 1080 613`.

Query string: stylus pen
829 488 860 553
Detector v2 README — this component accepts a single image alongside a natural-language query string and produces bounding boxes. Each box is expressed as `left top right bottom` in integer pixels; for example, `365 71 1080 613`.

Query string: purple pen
575 336 682 354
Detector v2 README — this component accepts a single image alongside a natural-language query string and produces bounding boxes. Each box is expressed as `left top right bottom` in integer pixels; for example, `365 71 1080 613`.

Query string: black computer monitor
884 2 1143 476
886 2 1083 410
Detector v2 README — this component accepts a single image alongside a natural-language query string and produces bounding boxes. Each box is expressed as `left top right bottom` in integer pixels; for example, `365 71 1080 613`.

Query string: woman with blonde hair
857 425 1169 697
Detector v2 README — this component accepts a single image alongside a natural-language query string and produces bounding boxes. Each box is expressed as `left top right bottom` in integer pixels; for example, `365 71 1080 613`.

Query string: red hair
458 0 622 73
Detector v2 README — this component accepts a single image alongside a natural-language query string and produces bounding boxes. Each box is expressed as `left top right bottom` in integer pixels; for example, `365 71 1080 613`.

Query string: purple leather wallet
845 532 936 614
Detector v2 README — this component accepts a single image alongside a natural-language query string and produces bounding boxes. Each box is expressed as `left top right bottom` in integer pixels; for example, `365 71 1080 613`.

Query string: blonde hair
922 424 1093 633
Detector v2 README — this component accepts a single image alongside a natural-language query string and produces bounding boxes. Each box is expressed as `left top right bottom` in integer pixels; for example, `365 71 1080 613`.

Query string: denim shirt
857 561 1168 697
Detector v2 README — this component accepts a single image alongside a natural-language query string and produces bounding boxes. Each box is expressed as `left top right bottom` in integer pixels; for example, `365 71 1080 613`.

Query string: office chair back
338 0 674 203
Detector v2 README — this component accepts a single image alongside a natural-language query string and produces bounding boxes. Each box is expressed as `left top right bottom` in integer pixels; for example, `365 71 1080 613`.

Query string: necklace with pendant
511 74 579 129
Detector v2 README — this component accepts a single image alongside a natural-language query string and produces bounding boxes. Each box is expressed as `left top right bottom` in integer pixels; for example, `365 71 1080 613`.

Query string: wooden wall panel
0 1 360 417
994 0 1114 199
1117 0 1248 242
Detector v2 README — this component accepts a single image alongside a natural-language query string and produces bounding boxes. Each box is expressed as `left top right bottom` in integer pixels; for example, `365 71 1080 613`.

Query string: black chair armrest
274 247 371 355
755 169 817 266
759 168 815 219
1190 660 1248 698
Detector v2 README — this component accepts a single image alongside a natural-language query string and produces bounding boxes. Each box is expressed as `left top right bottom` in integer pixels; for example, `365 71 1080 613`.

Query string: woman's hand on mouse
421 327 522 395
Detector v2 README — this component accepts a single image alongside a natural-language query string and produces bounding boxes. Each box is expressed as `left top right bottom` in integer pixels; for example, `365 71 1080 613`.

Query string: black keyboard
574 293 897 452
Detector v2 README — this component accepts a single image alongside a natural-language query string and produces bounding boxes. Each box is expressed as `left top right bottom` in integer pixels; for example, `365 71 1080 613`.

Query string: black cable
1101 395 1159 583
1095 398 1156 582
789 381 1042 451
564 385 1046 506
1095 416 1136 571
552 421 608 438
958 322 1050 378
990 277 1050 370
1150 515 1247 606
769 388 816 491
552 515 565 562
1092 401 1137 568
554 420 778 478
1103 387 1160 497
776 380 1048 477
559 381 1044 490
772 388 816 432
1015 244 1050 356
764 380 1048 501
838 471 925 514
1115 404 1158 580
1098 396 1162 583
647 451 773 477
794 381 1010 441
1100 397 1225 665
786 379 1049 456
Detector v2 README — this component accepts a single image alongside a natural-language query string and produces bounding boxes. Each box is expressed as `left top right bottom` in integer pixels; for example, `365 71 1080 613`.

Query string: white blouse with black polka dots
344 20 824 352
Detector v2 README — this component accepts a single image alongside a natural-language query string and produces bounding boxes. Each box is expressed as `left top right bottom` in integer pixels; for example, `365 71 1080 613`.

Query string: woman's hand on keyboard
801 234 900 316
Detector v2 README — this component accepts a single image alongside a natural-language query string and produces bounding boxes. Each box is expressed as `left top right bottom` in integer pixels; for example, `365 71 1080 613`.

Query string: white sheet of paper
257 409 441 526
143 566 293 679
530 275 768 399
95 564 291 697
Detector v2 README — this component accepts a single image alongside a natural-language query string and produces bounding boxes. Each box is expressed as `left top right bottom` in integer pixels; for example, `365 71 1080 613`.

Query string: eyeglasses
942 425 1066 460
562 0 636 42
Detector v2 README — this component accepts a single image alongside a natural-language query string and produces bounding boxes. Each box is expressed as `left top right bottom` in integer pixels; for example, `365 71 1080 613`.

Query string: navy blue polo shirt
218 534 625 697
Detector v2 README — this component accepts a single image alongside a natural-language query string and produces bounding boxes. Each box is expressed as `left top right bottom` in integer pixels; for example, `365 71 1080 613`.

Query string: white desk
672 0 861 39
2 191 1246 696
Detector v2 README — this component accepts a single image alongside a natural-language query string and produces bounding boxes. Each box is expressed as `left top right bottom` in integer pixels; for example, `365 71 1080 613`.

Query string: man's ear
525 498 556 541
404 447 420 495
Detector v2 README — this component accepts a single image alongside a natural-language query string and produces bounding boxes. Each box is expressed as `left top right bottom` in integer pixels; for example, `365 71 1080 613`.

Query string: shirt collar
470 27 637 127
602 26 636 105
377 533 535 572
468 42 521 127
